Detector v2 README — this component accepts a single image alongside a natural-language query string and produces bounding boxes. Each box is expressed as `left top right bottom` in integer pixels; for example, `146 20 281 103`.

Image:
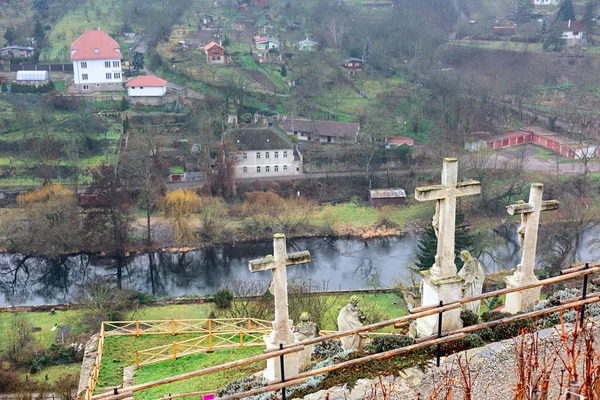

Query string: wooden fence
91 263 600 400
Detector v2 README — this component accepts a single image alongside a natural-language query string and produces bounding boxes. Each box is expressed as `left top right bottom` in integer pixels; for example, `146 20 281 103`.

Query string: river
1 225 599 307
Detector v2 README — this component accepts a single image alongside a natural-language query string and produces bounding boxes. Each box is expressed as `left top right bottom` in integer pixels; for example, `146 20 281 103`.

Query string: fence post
436 300 444 367
208 319 213 352
240 330 244 347
580 263 589 328
136 320 140 337
171 319 175 335
279 342 286 400
173 342 177 360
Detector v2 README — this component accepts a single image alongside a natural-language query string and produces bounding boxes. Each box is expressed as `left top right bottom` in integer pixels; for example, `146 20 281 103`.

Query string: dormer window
94 49 99 54
116 49 121 53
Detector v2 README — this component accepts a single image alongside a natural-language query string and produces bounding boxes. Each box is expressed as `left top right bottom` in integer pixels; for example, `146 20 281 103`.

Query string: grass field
311 202 433 228
133 347 265 400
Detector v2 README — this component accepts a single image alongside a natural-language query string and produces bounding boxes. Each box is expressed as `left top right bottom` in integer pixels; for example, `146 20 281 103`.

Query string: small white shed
126 75 167 97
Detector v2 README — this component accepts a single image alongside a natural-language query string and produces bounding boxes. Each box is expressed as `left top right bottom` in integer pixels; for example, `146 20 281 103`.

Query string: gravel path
296 322 599 400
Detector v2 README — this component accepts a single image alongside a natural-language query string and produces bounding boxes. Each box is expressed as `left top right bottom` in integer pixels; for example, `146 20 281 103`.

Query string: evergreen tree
556 0 575 22
34 20 46 45
175 102 181 113
515 0 534 24
4 27 16 45
131 51 145 71
119 96 129 111
363 36 373 71
414 208 474 271
280 64 287 77
583 1 597 44
33 0 49 14
1 82 7 92
543 21 565 51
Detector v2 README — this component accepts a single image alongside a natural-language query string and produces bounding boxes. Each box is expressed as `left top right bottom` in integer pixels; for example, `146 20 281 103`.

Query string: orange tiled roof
70 30 121 61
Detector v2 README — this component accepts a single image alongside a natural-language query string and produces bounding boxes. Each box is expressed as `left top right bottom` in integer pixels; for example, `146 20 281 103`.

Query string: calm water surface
2 226 599 306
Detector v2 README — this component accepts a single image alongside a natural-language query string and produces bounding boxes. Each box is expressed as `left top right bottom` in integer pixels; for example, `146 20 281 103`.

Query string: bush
460 310 480 327
439 333 484 355
368 334 415 353
213 289 234 309
312 340 343 360
217 376 266 397
481 311 511 322
0 370 20 392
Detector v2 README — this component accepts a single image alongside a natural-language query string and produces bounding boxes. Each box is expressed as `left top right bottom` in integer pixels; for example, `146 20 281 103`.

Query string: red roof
563 20 584 32
126 75 167 87
70 30 121 61
204 41 223 51
387 136 415 146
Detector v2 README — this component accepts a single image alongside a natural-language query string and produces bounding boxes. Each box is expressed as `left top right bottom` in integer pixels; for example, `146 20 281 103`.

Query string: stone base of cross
504 183 559 314
416 271 465 337
414 158 481 336
249 233 311 382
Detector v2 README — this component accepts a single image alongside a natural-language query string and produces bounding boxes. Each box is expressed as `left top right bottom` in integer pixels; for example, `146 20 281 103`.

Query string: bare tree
328 18 346 52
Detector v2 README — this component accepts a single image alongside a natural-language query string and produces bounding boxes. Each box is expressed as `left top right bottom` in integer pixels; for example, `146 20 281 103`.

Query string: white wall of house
235 148 301 177
563 31 583 40
127 86 166 97
534 0 559 5
72 58 123 86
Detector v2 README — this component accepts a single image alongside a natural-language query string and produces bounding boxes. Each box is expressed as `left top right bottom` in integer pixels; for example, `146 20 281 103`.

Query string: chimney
568 19 571 28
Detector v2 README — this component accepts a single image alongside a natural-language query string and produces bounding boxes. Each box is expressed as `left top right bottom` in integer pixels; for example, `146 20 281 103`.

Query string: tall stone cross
415 158 481 280
248 233 310 381
414 158 481 336
504 183 559 313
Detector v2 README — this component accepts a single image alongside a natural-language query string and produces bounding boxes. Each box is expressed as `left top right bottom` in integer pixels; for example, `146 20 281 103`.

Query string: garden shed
368 188 406 208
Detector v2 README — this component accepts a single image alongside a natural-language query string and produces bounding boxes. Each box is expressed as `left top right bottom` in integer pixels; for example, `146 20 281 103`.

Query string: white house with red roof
126 76 167 97
70 29 123 92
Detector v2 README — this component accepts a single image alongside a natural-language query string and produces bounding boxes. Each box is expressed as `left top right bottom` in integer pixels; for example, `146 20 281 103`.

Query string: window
82 74 89 80
82 85 89 90
114 72 121 79
274 151 279 158
283 151 288 158
105 61 111 68
274 165 279 172
256 166 261 173
256 152 260 159
266 166 270 172
265 152 270 159
106 73 112 79
140 87 144 89
113 61 120 68
242 152 247 160
243 167 248 173
283 165 288 171
81 62 87 68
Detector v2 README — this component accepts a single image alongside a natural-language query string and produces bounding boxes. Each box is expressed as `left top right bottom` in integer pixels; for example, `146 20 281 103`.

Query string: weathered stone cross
504 183 559 313
415 158 481 280
249 233 311 380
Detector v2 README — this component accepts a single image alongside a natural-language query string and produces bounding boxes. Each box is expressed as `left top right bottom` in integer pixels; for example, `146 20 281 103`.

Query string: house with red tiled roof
562 19 586 46
203 41 227 64
126 76 167 104
70 29 123 92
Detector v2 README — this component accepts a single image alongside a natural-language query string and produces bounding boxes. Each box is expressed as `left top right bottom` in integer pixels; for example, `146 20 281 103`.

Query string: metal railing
93 263 600 400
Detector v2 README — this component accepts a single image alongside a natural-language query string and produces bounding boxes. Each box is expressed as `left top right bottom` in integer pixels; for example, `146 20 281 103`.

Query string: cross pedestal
249 233 311 381
504 184 559 313
414 158 481 336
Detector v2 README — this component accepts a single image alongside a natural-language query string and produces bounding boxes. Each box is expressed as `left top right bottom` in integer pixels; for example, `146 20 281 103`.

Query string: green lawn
133 347 265 400
311 202 433 228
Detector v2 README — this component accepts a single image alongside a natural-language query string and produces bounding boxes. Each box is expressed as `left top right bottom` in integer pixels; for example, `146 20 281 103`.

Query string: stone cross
249 233 310 381
415 158 481 279
505 183 559 313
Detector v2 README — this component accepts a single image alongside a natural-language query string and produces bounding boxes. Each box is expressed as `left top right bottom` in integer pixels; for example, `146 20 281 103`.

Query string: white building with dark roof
70 29 123 92
228 127 302 178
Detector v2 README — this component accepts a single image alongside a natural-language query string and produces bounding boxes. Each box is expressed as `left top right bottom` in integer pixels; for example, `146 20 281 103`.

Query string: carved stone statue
458 250 485 314
293 312 319 371
337 296 367 351
432 200 440 238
